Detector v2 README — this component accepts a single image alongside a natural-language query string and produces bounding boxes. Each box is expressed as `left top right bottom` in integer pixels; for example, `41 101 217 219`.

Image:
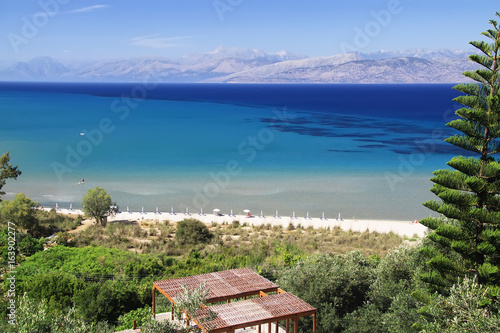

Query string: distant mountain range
0 46 478 83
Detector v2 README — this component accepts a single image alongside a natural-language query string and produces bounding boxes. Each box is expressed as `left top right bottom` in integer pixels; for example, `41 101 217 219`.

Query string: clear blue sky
1 0 499 62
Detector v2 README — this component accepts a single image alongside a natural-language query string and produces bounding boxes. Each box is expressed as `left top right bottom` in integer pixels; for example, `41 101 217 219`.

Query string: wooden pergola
152 268 316 333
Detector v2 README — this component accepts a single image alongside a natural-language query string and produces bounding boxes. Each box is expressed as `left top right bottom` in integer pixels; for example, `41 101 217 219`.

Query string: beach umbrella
275 210 279 218
292 211 296 218
322 212 325 220
243 209 250 213
156 206 159 214
213 208 220 214
306 211 310 219
260 210 264 218
69 203 72 210
230 209 233 216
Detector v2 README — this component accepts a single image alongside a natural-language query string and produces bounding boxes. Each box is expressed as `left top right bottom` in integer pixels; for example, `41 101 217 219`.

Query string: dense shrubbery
2 216 500 332
175 219 214 245
278 245 431 333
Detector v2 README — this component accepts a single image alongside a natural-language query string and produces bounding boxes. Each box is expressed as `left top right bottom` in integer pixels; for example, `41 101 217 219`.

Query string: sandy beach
54 208 428 238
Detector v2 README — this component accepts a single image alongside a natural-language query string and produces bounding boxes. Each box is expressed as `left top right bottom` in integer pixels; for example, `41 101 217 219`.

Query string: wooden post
132 320 137 329
152 286 156 318
276 321 279 332
268 322 271 332
286 319 290 333
294 318 298 333
258 324 261 333
313 312 317 333
171 305 174 320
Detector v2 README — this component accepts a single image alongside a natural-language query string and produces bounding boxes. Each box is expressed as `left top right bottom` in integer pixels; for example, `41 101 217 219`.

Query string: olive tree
81 186 113 226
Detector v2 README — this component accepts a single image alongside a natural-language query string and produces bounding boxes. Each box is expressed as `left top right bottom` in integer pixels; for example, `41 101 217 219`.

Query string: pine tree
0 152 22 201
419 13 500 291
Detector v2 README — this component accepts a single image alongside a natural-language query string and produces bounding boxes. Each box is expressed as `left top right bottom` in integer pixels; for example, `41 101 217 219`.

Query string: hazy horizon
2 1 499 63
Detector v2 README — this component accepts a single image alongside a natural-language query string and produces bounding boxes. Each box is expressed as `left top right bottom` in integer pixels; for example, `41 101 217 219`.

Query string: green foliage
116 305 153 331
17 232 44 256
369 245 426 311
278 251 376 333
5 222 412 332
0 152 22 201
421 12 500 291
342 303 386 333
139 316 181 333
4 293 85 333
0 229 32 265
173 282 216 332
23 272 85 312
175 219 213 245
417 277 500 332
82 186 112 226
0 193 39 234
10 293 52 333
35 208 82 234
73 280 141 325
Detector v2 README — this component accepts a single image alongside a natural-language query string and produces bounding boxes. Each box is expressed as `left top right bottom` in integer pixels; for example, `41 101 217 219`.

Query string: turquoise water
0 83 462 220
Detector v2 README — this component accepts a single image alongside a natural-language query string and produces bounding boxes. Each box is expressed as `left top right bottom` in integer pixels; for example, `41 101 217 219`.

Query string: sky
1 0 499 63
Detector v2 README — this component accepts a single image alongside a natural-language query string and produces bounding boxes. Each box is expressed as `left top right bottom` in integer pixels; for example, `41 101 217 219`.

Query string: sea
0 82 464 220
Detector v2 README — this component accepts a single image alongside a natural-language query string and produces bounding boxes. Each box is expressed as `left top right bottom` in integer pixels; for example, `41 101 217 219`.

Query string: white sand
54 208 427 238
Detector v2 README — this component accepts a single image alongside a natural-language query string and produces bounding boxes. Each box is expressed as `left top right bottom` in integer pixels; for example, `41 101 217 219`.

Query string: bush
17 232 44 256
278 251 376 333
116 305 153 331
417 277 500 332
73 280 141 325
175 219 213 245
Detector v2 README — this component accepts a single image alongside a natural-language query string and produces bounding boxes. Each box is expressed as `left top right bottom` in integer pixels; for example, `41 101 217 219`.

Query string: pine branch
469 54 494 70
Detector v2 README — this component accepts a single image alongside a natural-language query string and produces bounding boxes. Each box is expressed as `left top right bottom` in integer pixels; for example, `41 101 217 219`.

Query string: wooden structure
152 268 316 333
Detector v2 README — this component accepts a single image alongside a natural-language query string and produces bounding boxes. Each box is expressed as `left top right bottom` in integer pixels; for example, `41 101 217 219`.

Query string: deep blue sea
0 82 463 220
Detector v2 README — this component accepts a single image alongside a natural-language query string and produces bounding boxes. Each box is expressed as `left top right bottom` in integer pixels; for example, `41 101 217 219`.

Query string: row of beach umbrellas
54 203 343 220
126 206 342 220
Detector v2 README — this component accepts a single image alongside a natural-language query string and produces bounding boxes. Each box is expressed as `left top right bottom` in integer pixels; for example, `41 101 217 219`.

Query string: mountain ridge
0 47 478 83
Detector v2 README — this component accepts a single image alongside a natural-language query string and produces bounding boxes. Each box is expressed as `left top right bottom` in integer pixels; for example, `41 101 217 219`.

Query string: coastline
53 208 428 238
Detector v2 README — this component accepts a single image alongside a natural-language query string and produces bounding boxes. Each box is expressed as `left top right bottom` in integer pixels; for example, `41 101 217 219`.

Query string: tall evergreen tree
419 13 500 291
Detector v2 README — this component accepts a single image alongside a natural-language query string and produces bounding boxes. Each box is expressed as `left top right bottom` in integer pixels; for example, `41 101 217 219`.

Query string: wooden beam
294 318 298 333
286 319 290 333
258 324 261 333
152 286 156 318
268 322 271 332
313 312 317 333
